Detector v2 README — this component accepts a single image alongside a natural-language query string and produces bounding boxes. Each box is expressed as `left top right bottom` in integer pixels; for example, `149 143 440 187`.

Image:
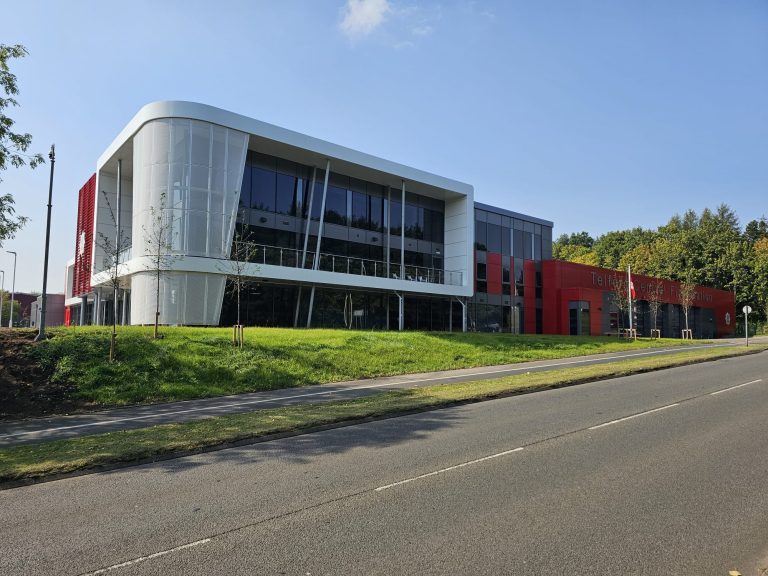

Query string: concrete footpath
0 340 759 448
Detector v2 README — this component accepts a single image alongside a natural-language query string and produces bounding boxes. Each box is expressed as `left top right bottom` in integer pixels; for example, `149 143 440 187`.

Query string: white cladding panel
129 118 248 325
130 271 226 326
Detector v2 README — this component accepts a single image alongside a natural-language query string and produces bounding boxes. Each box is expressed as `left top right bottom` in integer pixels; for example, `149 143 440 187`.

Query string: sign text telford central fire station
590 271 713 303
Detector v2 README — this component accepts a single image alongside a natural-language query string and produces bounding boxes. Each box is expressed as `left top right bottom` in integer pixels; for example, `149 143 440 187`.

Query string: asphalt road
0 342 744 446
2 351 767 575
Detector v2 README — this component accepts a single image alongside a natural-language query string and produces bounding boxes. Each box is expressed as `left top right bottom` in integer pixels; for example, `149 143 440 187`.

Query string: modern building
64 101 735 338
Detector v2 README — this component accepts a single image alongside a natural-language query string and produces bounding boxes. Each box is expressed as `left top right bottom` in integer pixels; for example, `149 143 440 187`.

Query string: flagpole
627 265 633 334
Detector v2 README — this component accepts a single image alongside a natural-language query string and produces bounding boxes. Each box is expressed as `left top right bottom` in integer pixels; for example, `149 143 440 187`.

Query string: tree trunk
154 265 160 339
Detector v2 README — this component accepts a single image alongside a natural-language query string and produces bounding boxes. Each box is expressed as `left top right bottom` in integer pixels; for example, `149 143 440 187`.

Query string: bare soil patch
0 331 84 420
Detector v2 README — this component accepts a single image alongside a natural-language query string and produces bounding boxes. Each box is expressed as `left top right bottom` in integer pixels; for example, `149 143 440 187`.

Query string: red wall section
487 253 502 295
541 260 736 337
524 260 536 333
72 174 96 297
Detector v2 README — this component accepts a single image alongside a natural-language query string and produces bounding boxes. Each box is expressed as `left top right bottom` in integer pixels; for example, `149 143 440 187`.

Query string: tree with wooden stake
142 190 179 339
647 278 664 338
609 273 629 337
95 191 130 362
678 278 697 339
220 220 259 348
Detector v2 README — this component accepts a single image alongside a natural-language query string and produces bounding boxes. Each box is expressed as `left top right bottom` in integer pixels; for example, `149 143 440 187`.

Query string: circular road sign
743 305 752 314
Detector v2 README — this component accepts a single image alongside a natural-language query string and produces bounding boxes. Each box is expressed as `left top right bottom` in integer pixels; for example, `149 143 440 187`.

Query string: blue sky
1 0 766 293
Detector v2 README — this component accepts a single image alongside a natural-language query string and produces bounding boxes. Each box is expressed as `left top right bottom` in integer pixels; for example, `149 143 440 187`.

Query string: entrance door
568 300 591 336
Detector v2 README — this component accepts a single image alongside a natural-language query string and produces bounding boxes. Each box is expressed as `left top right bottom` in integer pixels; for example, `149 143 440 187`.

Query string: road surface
1 351 767 575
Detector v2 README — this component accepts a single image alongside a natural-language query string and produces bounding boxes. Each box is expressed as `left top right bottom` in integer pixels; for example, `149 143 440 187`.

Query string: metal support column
307 160 331 328
114 159 122 327
396 291 404 331
386 185 391 278
400 181 405 278
80 295 87 325
121 289 128 325
294 166 318 327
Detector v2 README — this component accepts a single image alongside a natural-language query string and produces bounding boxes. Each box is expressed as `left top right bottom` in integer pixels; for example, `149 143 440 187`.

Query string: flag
628 267 636 299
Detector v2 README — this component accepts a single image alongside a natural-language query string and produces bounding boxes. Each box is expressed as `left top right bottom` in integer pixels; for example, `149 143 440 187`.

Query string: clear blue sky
1 0 766 293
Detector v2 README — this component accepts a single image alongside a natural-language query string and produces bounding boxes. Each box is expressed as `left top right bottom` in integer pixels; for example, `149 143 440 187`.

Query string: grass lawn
2 344 762 485
28 326 703 406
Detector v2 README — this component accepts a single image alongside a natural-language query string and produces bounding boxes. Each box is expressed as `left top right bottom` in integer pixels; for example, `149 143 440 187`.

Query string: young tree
646 278 664 337
0 44 44 246
220 220 259 346
678 279 697 337
142 191 178 339
96 192 130 362
609 273 629 336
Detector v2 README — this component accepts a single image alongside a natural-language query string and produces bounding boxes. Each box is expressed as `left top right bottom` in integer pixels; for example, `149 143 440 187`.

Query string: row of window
475 221 546 260
241 154 445 243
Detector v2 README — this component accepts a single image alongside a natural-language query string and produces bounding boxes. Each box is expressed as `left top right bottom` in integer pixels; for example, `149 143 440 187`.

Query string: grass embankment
2 344 762 485
33 326 699 406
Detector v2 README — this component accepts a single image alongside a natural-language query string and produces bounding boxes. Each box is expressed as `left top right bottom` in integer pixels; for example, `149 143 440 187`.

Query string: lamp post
0 269 4 327
36 144 56 341
7 251 17 328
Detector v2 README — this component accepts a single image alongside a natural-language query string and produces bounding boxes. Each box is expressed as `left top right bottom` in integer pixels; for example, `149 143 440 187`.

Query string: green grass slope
29 326 698 406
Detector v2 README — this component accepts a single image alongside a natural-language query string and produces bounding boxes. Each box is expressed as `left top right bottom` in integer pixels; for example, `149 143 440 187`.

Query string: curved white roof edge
98 100 473 195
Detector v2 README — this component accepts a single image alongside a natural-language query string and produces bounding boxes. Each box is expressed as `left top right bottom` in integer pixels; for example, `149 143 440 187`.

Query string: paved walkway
0 341 759 448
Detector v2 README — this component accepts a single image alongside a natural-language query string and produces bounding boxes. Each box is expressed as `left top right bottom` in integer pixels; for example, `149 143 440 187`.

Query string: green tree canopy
0 43 43 246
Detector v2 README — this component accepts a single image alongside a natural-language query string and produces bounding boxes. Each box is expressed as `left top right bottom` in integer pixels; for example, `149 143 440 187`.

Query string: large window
475 221 487 251
275 173 298 216
351 191 369 229
487 223 502 253
404 203 421 239
325 185 347 225
252 167 276 212
370 196 383 232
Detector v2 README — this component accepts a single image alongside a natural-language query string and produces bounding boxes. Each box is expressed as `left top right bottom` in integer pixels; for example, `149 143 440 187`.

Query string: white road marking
589 403 680 430
710 379 763 396
78 538 211 575
0 343 732 440
375 447 524 491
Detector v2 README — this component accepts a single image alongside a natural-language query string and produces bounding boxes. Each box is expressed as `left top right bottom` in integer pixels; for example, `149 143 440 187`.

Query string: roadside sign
743 305 752 347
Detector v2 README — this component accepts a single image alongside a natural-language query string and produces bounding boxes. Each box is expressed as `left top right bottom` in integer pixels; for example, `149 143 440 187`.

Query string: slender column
449 300 452 332
300 166 317 269
398 292 404 331
80 296 87 325
114 159 122 326
312 160 331 270
306 160 331 329
461 298 467 332
306 287 316 329
386 186 391 278
294 166 317 328
121 289 128 325
400 181 405 278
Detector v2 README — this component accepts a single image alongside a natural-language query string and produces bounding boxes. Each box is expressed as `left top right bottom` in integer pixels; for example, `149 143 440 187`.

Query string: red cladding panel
73 174 96 297
541 260 735 337
487 253 502 295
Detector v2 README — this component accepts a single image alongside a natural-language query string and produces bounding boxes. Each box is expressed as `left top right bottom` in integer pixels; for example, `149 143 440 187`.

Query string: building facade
64 101 735 338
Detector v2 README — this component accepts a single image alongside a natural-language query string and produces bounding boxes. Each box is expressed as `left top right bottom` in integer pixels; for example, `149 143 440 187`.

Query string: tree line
553 204 768 322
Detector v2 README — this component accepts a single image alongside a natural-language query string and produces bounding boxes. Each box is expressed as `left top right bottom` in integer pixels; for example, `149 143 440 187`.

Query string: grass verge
1 344 763 486
29 326 702 406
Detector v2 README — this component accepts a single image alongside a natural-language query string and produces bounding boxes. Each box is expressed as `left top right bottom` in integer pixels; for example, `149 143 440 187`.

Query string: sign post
743 305 752 347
